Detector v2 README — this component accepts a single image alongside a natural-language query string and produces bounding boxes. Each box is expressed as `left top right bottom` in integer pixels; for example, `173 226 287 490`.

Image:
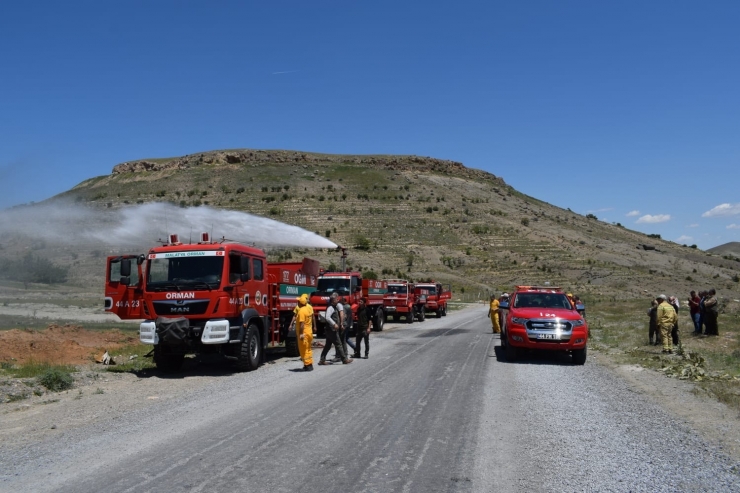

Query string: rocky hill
11 149 740 301
708 242 740 258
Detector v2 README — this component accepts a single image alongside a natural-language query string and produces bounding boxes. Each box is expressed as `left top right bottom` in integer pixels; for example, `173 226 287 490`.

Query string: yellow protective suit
297 303 314 366
656 301 677 352
489 299 501 333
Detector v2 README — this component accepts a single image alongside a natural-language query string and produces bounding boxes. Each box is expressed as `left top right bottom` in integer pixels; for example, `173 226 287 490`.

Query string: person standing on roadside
669 296 680 346
688 291 701 335
341 295 356 358
353 297 373 359
295 294 314 371
319 292 352 365
656 294 678 354
647 299 659 345
488 294 501 334
704 289 719 336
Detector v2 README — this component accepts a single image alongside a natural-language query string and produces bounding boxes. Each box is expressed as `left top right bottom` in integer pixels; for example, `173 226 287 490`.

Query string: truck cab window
109 258 139 285
253 258 264 281
229 253 245 284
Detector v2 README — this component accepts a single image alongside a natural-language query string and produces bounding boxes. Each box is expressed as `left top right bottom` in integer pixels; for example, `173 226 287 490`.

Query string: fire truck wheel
285 337 299 357
505 342 518 362
236 323 262 372
419 306 426 321
406 311 414 324
374 310 385 331
154 347 184 373
572 347 587 365
441 305 447 316
436 309 442 318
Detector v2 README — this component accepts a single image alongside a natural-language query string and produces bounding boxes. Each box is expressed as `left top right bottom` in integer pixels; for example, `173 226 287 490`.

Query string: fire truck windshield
513 293 572 309
387 285 408 294
316 278 351 294
147 256 224 291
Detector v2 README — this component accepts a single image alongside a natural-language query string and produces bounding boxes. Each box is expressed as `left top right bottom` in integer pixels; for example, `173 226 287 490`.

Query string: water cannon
337 246 347 272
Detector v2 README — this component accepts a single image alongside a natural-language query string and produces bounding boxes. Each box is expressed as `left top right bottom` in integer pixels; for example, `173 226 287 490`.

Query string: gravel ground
0 306 738 492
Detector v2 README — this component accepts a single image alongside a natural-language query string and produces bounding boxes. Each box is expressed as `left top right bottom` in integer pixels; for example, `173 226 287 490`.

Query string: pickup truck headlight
511 317 528 325
571 319 585 327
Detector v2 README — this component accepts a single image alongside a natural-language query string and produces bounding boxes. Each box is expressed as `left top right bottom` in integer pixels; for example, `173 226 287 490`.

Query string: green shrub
37 368 74 392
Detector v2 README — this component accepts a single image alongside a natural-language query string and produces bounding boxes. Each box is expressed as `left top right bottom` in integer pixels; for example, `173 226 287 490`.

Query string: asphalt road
2 306 739 492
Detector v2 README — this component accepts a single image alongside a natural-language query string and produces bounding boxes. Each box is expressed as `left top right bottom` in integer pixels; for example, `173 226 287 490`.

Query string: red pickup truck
500 285 588 365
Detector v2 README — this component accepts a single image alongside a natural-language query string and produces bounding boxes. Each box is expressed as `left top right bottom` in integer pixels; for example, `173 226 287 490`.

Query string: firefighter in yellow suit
656 294 678 354
296 293 314 371
488 294 501 334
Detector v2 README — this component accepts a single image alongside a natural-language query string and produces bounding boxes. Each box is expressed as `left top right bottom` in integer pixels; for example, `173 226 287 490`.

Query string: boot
342 358 353 364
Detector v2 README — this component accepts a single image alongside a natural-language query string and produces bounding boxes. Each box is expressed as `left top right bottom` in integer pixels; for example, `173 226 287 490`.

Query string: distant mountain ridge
708 242 740 257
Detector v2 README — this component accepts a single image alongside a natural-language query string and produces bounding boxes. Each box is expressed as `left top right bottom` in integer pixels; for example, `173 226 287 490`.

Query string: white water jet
0 202 337 249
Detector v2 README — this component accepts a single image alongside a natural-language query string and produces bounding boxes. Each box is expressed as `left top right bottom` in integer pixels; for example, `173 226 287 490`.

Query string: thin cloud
727 224 740 230
676 235 693 242
272 70 300 75
687 223 699 228
636 214 671 224
588 207 613 213
702 203 740 218
626 210 640 217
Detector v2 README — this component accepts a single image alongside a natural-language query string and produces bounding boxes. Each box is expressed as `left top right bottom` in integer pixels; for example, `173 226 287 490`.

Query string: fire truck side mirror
239 256 250 282
355 286 362 293
120 259 132 277
120 276 131 286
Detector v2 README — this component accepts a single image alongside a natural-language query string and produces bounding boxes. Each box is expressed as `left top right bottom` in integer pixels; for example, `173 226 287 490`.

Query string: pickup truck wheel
154 347 184 373
572 347 587 365
419 306 425 321
374 310 385 332
236 323 262 372
505 342 518 362
285 337 299 357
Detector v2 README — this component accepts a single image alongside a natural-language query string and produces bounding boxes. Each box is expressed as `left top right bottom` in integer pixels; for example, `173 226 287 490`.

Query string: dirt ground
0 324 137 365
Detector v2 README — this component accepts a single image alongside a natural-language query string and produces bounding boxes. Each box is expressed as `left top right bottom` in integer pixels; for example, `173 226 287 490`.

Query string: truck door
439 284 452 302
104 255 144 319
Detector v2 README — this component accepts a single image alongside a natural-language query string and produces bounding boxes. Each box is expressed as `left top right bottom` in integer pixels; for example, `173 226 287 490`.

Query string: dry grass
589 299 740 409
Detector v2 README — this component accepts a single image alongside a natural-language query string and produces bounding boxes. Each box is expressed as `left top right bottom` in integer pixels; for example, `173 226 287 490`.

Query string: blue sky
1 1 738 249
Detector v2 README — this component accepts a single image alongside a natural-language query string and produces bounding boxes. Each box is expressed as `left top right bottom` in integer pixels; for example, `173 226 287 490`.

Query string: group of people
647 289 720 354
688 289 720 336
293 292 373 372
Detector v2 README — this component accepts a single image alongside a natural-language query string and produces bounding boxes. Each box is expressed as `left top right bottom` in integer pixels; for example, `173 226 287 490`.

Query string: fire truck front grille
153 300 210 316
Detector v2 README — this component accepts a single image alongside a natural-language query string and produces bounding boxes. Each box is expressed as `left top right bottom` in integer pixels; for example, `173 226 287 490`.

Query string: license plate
536 333 556 340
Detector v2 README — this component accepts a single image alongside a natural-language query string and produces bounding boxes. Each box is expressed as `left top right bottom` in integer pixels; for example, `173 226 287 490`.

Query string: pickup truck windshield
387 285 408 294
147 256 224 290
513 293 572 310
317 278 350 294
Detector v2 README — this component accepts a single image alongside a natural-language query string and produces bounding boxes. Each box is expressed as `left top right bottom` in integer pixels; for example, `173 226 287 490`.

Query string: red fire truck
309 271 387 333
383 279 427 323
104 233 319 372
414 281 452 318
